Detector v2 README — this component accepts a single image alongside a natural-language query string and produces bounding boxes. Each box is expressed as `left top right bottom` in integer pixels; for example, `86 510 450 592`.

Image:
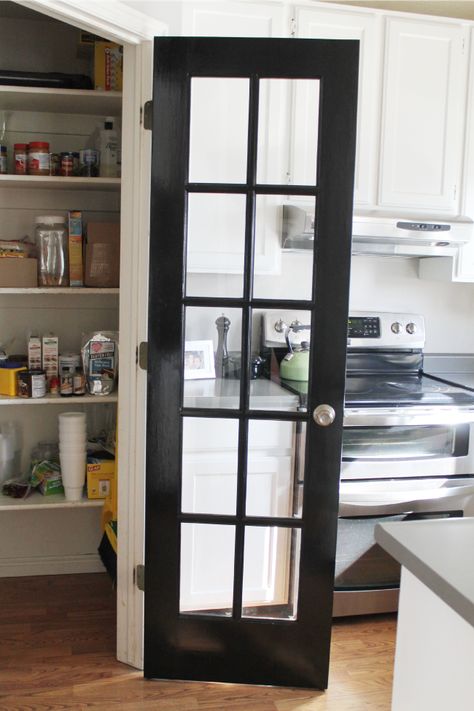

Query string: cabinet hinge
454 184 457 201
138 341 148 370
143 100 153 131
135 564 145 591
289 17 296 37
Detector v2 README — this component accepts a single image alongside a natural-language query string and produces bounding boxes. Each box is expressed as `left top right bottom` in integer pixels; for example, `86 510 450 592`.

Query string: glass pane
242 526 301 620
250 308 311 412
289 80 320 186
180 523 235 616
343 425 459 460
181 417 239 515
189 77 249 184
185 192 246 296
246 420 303 519
257 79 320 186
183 306 242 409
253 197 314 301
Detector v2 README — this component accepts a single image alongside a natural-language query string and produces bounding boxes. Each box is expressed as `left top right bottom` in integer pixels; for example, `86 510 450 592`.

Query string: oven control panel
262 311 425 350
347 316 380 338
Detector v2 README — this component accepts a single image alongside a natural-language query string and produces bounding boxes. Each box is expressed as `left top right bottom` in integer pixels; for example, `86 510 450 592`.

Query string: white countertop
183 377 299 410
375 517 474 626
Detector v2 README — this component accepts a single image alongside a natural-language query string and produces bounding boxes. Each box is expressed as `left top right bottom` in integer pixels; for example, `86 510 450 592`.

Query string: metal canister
17 369 46 398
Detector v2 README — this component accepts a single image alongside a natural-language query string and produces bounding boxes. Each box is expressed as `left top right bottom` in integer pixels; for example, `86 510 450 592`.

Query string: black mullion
183 297 315 310
187 182 319 197
180 407 307 421
180 513 302 528
232 75 260 621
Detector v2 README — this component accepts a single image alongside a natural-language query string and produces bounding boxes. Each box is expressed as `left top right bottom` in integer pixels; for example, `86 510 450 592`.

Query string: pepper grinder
215 314 230 378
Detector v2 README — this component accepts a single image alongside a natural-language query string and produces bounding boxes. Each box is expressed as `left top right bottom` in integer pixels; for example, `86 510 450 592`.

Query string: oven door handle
343 411 474 427
339 482 474 516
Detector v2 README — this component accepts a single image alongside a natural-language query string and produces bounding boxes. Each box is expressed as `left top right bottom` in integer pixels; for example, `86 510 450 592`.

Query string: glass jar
0 145 7 174
28 141 50 175
34 216 69 287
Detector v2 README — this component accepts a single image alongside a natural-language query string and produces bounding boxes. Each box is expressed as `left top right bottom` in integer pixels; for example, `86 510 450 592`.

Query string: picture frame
184 340 216 380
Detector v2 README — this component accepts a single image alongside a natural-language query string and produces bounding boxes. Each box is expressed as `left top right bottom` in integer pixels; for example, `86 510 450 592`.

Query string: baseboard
0 553 106 577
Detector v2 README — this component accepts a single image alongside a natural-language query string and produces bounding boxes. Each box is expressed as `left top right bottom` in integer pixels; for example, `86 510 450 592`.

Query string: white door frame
15 0 164 669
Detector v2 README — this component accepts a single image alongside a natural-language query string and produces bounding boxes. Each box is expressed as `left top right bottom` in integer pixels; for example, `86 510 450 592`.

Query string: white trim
116 39 154 672
17 0 167 43
0 553 105 577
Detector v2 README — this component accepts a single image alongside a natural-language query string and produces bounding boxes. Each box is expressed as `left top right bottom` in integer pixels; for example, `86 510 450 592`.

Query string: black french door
145 37 358 688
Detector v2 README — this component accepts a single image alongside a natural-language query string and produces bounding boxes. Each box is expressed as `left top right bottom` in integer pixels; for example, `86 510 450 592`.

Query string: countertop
424 354 474 390
183 377 300 410
375 517 474 626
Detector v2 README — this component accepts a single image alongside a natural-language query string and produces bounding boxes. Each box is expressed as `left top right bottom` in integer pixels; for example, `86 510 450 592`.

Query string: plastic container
28 141 50 175
35 216 68 287
0 365 27 396
98 117 119 177
14 143 28 175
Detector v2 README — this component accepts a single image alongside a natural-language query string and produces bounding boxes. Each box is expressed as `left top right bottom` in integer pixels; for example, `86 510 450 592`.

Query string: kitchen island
375 518 474 711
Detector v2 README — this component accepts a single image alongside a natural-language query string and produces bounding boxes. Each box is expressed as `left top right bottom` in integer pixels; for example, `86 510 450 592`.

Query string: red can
14 143 28 175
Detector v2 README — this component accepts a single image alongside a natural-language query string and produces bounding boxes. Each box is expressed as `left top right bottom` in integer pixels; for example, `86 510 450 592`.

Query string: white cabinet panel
379 17 468 214
294 6 382 208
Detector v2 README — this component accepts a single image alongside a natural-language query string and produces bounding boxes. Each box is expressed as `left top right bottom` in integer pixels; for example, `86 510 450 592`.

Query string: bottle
98 116 119 178
60 367 73 397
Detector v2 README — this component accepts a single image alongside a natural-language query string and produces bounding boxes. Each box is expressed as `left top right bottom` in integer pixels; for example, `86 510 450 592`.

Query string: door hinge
138 341 148 370
143 100 153 131
135 564 145 591
289 17 296 37
453 184 457 201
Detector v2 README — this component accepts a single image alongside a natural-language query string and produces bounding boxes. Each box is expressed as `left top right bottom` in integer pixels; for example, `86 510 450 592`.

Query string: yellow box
0 366 27 396
94 42 123 92
87 459 115 499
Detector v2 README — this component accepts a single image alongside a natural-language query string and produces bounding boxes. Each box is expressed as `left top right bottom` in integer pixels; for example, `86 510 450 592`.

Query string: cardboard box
94 42 123 92
68 211 84 287
0 258 37 288
87 457 115 499
28 336 42 370
85 222 120 288
42 335 58 385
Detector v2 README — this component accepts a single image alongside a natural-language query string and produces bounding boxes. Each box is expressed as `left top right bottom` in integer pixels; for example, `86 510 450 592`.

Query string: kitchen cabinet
292 4 382 209
378 15 468 215
180 413 296 611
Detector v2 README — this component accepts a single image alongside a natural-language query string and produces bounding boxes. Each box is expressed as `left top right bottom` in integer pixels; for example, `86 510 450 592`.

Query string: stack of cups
58 412 87 501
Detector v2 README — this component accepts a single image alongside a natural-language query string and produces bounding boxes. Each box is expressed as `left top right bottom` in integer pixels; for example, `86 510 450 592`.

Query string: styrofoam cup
59 425 87 436
60 455 86 487
60 449 87 458
64 485 84 502
59 412 86 422
59 432 86 442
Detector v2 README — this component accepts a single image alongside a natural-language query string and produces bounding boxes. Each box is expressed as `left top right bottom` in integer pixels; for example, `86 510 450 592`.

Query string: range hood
281 204 474 257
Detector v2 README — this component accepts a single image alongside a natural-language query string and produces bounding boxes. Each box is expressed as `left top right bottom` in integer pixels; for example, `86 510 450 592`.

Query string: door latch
135 564 145 591
138 342 148 371
143 101 153 131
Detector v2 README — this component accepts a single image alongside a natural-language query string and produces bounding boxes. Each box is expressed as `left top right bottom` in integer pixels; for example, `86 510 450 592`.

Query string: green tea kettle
280 326 310 382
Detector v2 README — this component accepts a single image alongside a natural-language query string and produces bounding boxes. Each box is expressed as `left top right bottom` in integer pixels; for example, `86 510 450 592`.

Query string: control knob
391 322 402 334
274 319 287 334
406 322 417 334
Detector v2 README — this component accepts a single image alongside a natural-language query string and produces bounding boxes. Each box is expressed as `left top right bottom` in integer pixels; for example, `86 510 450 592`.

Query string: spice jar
28 141 50 175
0 145 7 174
60 152 74 177
14 143 28 175
34 216 69 287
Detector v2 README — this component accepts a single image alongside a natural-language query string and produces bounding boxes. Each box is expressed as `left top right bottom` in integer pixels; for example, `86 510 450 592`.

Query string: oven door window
342 424 468 461
335 511 461 591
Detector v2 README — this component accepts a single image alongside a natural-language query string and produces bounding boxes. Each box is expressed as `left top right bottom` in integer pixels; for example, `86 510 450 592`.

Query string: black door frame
145 37 359 689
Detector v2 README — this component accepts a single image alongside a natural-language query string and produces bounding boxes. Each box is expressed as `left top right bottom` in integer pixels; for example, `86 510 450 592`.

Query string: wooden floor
0 573 396 710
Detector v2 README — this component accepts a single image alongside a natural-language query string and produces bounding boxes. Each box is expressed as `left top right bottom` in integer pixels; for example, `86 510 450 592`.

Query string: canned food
60 152 74 177
79 149 99 177
17 369 46 399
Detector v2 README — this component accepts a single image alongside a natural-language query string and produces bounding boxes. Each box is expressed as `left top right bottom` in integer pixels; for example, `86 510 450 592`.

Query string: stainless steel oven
262 310 474 616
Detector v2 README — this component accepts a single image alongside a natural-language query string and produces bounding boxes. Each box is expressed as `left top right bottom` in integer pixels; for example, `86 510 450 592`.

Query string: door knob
313 404 336 427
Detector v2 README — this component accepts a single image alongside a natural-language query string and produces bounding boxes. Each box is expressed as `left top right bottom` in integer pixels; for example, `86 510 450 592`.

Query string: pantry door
145 37 358 688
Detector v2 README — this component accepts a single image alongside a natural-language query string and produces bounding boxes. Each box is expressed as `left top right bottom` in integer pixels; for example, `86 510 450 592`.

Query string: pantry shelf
0 394 118 406
0 175 120 191
0 85 122 115
0 288 119 295
0 491 103 511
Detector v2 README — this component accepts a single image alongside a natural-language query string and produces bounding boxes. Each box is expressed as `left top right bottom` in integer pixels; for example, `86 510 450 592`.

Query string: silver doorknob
313 404 336 427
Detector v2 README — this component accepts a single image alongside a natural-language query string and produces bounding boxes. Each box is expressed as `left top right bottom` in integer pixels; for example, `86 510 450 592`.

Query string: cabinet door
182 1 287 276
180 453 293 610
294 6 382 208
379 17 468 214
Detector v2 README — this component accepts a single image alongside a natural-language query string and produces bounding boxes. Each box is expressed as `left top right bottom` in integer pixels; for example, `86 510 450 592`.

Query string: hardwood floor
0 574 396 710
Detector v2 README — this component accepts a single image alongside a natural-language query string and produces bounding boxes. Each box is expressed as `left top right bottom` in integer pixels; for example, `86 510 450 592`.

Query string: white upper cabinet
378 16 469 215
293 4 382 208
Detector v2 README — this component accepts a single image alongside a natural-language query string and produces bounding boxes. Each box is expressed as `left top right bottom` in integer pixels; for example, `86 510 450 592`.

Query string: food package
84 222 120 288
81 331 118 395
94 42 123 92
68 211 84 287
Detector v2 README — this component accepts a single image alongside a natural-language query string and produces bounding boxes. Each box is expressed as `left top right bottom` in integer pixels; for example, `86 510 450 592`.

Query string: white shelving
0 175 120 191
0 394 118 406
0 288 119 295
0 86 122 116
0 491 103 511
